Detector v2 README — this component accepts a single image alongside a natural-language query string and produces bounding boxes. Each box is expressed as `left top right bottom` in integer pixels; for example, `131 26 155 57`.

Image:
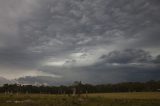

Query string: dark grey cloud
154 55 160 63
17 62 160 85
34 49 160 85
18 0 160 49
100 49 152 64
0 0 160 84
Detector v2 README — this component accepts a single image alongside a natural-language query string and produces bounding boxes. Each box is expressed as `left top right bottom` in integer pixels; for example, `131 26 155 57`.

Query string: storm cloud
100 49 152 64
0 0 160 84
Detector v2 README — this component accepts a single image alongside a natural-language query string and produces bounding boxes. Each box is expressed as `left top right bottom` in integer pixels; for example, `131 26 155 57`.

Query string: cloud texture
0 0 160 84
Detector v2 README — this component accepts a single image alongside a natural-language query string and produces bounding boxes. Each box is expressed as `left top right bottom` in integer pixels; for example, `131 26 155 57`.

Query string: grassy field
0 92 160 106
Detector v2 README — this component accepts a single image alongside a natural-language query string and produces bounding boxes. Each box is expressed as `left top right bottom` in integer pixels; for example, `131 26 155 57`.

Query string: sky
0 0 160 85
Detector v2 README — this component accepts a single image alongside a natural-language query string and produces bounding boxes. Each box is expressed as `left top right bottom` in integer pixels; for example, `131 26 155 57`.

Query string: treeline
0 80 160 94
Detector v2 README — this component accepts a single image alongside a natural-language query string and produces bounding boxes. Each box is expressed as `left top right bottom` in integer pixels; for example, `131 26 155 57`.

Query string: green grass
0 92 160 106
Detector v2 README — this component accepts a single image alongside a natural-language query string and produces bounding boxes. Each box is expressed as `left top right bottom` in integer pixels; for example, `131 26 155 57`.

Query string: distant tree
0 80 160 94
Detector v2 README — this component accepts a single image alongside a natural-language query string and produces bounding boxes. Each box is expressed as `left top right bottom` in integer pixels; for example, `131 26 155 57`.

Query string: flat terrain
0 92 160 106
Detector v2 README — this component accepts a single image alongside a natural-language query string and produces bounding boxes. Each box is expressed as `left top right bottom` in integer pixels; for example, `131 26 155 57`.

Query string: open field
0 92 160 106
86 92 160 99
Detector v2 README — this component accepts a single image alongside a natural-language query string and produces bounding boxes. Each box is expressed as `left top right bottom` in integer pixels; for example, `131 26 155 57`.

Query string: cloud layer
0 0 160 84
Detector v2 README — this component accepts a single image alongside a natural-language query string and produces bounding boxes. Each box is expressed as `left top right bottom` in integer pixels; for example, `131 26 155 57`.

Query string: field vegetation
0 92 160 106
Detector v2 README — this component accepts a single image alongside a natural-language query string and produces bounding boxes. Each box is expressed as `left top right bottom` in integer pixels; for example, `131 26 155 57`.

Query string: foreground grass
0 92 160 106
